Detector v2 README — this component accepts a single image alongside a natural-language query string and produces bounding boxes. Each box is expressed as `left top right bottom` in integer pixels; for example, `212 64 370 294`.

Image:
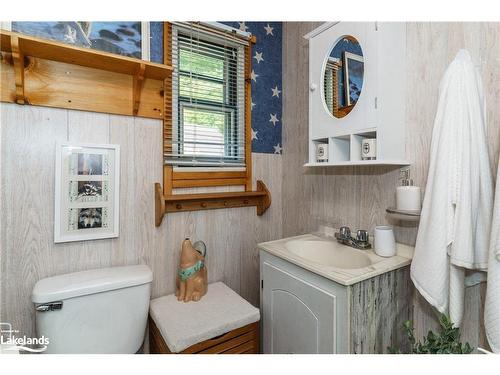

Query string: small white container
361 138 376 160
374 226 396 257
316 143 328 162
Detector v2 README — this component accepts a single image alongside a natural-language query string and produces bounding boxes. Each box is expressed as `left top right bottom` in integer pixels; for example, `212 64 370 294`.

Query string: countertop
258 233 414 286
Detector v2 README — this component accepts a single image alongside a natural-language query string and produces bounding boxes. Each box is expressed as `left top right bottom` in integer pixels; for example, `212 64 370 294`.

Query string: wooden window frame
162 22 255 195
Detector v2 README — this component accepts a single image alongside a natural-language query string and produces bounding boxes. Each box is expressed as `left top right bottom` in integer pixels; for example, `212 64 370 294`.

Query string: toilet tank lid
32 265 153 303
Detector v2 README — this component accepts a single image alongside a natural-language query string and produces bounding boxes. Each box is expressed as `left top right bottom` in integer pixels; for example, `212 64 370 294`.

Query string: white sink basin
285 239 373 269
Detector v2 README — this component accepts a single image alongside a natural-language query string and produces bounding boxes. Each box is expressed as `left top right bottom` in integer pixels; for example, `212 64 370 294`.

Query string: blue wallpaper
149 22 164 64
221 22 282 154
149 22 283 154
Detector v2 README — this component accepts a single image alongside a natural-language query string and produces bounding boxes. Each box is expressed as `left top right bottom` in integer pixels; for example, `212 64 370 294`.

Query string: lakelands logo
0 322 49 353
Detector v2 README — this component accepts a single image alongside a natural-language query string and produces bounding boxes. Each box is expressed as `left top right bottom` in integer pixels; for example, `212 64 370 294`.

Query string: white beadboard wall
282 22 500 349
0 103 282 338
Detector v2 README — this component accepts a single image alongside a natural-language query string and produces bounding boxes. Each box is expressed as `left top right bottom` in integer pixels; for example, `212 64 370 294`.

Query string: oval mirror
323 35 364 119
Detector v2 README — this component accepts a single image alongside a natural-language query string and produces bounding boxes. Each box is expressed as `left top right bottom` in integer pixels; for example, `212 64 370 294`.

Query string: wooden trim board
244 39 254 191
172 178 247 188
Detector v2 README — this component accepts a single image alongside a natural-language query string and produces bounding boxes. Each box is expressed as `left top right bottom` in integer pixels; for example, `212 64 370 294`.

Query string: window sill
172 166 246 172
164 165 250 189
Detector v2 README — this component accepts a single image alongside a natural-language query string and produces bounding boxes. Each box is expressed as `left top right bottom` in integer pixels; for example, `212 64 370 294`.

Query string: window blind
324 61 334 111
165 23 247 167
324 58 341 114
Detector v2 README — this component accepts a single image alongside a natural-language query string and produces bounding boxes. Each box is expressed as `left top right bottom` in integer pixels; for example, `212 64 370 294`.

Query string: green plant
389 314 473 354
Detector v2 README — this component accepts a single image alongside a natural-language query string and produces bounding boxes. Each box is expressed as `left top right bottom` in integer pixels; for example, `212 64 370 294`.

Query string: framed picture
343 51 364 106
54 143 120 243
3 22 150 60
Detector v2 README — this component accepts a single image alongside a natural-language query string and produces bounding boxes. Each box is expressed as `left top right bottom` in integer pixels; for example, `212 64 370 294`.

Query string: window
166 24 246 167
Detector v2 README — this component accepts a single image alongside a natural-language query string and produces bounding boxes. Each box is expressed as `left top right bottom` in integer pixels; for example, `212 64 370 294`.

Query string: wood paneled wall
0 103 282 338
282 22 500 349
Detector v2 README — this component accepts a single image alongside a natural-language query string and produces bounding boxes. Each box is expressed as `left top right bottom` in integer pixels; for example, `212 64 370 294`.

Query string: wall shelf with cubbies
304 22 410 167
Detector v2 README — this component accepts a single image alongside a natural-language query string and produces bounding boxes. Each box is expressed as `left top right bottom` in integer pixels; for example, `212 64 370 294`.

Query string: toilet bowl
32 265 152 354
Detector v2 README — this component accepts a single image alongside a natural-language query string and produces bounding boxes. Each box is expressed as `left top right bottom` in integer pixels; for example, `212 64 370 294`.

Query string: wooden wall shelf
154 181 272 227
0 30 173 118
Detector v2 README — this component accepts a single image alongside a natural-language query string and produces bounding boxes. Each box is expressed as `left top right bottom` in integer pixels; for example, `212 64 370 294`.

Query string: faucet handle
339 226 351 240
356 229 369 244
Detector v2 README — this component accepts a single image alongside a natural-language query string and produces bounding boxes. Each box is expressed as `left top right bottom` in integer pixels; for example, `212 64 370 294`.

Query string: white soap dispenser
396 169 421 211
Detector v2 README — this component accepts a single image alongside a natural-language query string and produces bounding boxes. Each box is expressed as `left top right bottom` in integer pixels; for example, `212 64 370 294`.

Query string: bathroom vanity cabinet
259 250 411 354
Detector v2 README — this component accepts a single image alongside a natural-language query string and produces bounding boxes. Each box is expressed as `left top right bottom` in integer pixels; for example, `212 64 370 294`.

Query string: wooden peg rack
154 181 271 227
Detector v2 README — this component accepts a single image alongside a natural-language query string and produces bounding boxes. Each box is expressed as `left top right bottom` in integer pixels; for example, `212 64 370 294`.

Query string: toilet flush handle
36 301 63 312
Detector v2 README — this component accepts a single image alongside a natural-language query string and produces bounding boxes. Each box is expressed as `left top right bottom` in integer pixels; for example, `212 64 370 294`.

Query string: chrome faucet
334 226 371 250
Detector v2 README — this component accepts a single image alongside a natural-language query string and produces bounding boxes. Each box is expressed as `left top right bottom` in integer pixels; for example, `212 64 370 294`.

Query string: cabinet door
262 261 337 353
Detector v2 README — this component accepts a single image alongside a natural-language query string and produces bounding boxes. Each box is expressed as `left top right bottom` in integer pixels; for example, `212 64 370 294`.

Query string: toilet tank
32 265 152 354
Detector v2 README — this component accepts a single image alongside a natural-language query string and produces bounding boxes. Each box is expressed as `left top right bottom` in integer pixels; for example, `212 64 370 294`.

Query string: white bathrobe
410 50 493 326
485 156 500 352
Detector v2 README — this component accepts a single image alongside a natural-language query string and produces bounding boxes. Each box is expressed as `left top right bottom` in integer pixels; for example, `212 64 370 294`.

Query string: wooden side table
149 282 260 354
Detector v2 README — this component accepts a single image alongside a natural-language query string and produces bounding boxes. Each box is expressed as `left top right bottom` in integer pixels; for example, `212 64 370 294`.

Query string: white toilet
31 265 153 354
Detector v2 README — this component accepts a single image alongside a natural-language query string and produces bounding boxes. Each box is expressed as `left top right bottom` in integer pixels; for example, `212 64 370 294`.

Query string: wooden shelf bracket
154 180 272 227
10 34 25 104
133 63 146 115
